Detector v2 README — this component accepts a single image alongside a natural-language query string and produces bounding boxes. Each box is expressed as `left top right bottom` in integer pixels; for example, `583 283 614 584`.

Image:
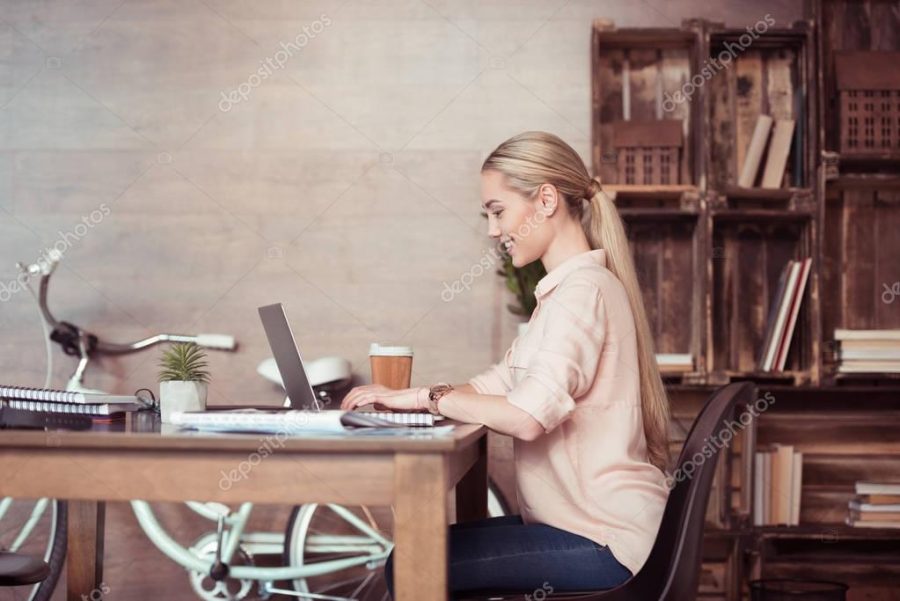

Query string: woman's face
480 170 552 268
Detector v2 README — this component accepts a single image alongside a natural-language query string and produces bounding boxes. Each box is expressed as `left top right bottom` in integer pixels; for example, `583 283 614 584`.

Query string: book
1 398 142 416
790 452 803 526
762 451 772 525
774 258 812 371
849 510 900 521
855 494 900 505
849 499 900 512
762 261 801 372
761 119 796 188
753 452 766 526
839 339 900 351
739 115 774 187
837 362 900 373
758 262 792 370
656 353 693 374
856 482 900 496
846 519 900 529
771 445 795 525
839 348 900 360
0 384 139 405
835 330 900 341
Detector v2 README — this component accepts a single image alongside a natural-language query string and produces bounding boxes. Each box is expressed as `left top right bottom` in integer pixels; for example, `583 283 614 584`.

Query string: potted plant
158 342 210 423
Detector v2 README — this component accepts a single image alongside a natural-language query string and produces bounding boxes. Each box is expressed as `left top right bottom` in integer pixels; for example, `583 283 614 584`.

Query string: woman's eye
493 211 503 218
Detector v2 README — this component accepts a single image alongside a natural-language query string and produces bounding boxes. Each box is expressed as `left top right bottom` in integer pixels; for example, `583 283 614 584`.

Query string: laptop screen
258 303 319 410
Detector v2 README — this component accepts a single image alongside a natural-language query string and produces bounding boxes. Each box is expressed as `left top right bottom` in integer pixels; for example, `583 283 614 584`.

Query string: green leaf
158 342 211 383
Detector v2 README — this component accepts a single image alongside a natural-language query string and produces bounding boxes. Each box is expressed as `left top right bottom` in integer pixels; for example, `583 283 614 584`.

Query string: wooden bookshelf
591 6 900 599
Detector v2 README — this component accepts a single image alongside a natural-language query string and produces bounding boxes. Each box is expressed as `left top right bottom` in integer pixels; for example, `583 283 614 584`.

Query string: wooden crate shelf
622 209 704 365
594 8 899 598
706 22 817 190
708 215 815 376
591 20 704 186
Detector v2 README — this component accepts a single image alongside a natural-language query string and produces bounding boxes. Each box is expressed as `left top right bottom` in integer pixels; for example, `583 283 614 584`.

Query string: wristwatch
426 383 454 415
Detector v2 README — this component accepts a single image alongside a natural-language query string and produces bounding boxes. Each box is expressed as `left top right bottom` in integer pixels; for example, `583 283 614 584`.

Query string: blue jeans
383 515 632 599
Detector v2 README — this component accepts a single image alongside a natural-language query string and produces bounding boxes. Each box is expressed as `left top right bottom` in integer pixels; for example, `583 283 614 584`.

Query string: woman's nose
487 216 501 238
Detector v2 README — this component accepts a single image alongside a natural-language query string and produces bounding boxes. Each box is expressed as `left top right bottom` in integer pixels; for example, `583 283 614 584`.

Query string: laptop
258 303 320 410
256 303 439 426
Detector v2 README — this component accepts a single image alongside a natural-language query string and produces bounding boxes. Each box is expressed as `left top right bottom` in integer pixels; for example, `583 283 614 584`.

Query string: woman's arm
438 388 544 441
340 383 545 441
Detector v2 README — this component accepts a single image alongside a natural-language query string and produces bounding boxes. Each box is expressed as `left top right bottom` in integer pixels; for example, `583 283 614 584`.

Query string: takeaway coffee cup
369 343 413 389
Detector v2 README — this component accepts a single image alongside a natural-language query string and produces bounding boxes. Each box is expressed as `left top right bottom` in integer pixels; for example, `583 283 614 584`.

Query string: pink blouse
469 249 669 575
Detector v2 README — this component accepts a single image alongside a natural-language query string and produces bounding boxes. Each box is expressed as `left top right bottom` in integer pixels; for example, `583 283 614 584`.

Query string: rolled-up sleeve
507 280 607 433
468 345 514 395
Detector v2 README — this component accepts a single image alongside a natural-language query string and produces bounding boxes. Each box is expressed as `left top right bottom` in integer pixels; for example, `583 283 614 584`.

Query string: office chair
462 381 757 601
0 551 51 587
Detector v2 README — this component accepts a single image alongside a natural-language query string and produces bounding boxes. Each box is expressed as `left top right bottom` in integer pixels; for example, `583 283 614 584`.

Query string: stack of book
753 444 803 526
835 329 900 374
0 384 144 419
847 482 900 529
758 258 813 372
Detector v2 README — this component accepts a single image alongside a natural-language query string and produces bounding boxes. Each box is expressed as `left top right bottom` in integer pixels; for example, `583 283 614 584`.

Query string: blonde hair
482 131 670 471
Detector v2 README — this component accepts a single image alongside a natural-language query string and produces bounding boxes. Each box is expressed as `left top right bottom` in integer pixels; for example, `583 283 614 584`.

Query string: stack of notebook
758 258 812 372
834 330 900 374
0 385 144 418
847 482 900 529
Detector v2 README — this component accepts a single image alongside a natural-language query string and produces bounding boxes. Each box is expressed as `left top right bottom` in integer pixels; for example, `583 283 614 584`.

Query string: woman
341 131 671 598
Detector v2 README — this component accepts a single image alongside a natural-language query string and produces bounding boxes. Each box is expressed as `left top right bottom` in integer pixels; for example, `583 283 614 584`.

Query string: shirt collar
534 249 607 299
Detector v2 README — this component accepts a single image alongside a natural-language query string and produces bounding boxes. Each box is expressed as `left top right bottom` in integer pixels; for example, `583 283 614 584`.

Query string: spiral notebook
0 384 140 405
1 398 143 416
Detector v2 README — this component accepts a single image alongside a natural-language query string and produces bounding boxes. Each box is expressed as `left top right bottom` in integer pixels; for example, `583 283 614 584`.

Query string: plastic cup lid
369 343 414 357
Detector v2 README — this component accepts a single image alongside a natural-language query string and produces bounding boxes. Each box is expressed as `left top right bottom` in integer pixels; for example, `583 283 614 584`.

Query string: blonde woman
341 131 671 598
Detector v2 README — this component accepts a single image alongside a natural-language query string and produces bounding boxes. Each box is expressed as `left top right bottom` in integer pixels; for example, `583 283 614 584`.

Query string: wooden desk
0 417 488 601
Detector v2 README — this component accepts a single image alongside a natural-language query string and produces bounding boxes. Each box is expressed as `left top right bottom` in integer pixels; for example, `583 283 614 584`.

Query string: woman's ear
537 183 559 216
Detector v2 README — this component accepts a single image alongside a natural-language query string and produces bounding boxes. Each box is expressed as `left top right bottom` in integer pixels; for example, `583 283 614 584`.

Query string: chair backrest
605 381 757 601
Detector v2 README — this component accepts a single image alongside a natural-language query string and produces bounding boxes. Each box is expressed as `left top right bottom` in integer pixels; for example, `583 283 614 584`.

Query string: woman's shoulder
557 261 627 300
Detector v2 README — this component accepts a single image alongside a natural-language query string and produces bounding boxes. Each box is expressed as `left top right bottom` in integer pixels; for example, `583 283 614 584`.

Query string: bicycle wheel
283 504 392 601
0 498 67 601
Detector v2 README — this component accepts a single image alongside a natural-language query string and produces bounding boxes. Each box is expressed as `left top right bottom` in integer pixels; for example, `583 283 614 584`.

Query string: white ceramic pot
159 381 208 423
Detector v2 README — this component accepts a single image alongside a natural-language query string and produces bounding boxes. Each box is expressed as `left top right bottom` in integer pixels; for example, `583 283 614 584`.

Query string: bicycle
4 250 511 601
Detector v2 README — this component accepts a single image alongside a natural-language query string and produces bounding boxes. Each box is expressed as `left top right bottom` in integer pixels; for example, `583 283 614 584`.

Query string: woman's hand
340 384 426 412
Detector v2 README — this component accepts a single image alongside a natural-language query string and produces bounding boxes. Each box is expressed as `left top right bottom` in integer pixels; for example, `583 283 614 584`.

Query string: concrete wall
0 1 802 599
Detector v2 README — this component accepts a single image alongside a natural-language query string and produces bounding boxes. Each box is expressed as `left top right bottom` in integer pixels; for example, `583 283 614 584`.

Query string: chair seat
0 552 50 586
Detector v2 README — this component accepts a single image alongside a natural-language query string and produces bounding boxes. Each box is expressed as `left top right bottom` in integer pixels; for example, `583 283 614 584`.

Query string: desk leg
394 453 448 601
67 500 105 601
455 435 488 523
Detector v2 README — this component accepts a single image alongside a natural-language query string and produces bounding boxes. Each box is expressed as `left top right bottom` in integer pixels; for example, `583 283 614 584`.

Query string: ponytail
586 183 670 471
